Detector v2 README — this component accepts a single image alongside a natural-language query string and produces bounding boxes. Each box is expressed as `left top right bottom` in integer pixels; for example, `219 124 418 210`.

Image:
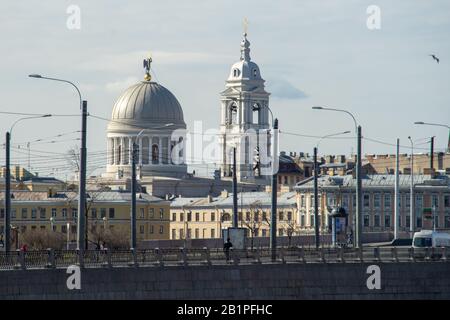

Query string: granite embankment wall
1 262 449 300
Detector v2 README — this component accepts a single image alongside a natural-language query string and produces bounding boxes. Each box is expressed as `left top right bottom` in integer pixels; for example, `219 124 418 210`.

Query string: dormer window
233 69 240 77
253 69 257 77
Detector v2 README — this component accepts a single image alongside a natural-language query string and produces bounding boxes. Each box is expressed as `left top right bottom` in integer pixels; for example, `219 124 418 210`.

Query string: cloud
105 76 140 93
267 79 307 100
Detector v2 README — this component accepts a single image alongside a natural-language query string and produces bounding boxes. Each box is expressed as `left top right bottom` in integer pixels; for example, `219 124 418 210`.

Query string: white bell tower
219 32 271 182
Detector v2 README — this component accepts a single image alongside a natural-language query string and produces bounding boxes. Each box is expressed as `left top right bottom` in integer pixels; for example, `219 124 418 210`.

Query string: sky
1 0 449 179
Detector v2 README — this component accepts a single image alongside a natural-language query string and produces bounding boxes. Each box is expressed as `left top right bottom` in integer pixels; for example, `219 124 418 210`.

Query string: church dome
111 81 185 125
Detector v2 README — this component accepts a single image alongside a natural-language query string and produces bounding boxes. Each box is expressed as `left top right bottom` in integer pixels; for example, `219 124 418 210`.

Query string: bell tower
219 31 271 182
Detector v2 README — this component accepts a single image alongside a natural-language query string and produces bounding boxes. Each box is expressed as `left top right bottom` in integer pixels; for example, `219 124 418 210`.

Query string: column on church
158 137 162 164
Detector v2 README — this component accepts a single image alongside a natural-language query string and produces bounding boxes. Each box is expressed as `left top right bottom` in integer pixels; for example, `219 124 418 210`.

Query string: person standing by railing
223 238 233 261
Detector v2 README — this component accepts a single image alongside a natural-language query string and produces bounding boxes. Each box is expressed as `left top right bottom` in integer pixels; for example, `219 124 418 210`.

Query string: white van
412 230 450 248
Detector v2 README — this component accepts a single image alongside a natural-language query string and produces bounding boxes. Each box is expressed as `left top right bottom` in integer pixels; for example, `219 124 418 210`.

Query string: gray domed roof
111 81 184 123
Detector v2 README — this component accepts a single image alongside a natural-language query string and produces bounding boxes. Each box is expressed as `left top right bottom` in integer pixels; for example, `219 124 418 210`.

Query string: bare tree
21 229 65 250
282 219 301 247
241 201 264 250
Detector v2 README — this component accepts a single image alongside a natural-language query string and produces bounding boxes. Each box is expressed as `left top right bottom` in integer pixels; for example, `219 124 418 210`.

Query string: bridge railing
0 246 448 270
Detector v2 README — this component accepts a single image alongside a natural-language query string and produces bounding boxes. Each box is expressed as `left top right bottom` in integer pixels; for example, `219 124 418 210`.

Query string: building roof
171 191 296 209
294 174 450 190
0 190 166 204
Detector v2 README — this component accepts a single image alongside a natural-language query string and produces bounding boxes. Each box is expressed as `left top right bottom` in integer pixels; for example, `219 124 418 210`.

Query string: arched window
252 103 260 124
229 103 238 125
233 69 240 77
222 213 231 222
142 137 149 164
152 144 159 164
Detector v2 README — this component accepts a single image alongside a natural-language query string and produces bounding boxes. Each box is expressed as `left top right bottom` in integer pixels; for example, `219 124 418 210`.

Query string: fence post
179 247 188 266
202 247 211 266
16 250 26 270
441 247 447 262
129 248 138 267
339 246 345 263
374 247 380 262
320 247 326 263
358 247 363 263
106 248 112 268
409 247 415 262
76 249 84 268
391 247 398 262
280 247 286 264
298 246 306 263
155 248 164 267
47 248 55 268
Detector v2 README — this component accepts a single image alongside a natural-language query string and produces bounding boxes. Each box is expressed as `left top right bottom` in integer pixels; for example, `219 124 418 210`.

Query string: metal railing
0 246 448 271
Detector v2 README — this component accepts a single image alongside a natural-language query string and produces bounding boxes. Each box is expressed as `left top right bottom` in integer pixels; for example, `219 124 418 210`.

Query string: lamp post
131 124 174 249
414 121 450 153
29 74 88 252
66 222 70 250
313 130 350 248
407 136 415 236
270 118 279 261
4 114 52 252
313 106 362 248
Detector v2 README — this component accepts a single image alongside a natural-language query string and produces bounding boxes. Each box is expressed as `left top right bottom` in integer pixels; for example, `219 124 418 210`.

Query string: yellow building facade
0 190 170 246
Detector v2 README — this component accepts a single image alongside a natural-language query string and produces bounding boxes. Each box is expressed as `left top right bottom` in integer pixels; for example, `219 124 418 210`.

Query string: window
159 208 164 220
12 209 16 219
279 211 284 221
31 208 37 219
445 215 450 228
91 208 97 219
384 194 391 209
434 215 439 229
180 212 184 222
310 214 315 227
72 209 77 219
51 208 57 218
179 229 184 239
172 212 176 221
364 215 370 227
172 229 176 239
211 212 215 222
195 212 200 222
342 195 349 209
384 215 391 228
150 225 154 234
432 194 439 208
445 195 450 208
21 208 28 219
140 208 145 219
374 214 380 227
262 229 267 237
300 195 305 208
152 144 159 164
211 229 215 238
62 208 67 218
40 208 46 219
0 209 4 219
140 225 144 234
100 208 106 219
254 212 259 222
363 194 370 208
406 216 410 228
109 208 115 219
327 193 336 207
71 225 77 234
262 211 267 222
287 211 292 221
238 212 243 221
301 215 305 227
246 212 251 221
159 225 164 234
187 229 192 239
374 194 381 209
278 229 284 236
187 212 192 222
195 228 199 239
149 208 154 218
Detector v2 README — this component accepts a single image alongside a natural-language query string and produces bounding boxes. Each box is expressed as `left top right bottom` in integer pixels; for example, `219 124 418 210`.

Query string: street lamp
29 74 88 252
414 121 450 153
407 137 415 236
130 123 174 250
4 114 52 252
313 106 362 248
313 130 350 248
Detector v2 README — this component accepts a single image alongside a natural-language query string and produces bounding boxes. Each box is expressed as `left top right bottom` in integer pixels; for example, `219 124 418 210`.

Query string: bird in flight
429 54 440 64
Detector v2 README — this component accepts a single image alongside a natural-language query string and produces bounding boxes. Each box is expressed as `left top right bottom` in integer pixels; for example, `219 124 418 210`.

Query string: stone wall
1 261 449 300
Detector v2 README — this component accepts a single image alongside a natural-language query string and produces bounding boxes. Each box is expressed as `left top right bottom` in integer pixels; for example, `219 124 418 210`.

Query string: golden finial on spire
143 52 152 81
